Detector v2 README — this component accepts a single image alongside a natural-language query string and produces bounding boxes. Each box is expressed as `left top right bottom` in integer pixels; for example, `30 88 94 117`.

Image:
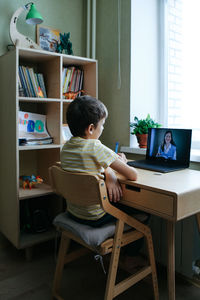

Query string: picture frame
36 25 60 52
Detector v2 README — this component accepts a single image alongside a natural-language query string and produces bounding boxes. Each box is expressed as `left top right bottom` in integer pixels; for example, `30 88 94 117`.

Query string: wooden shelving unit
0 47 97 249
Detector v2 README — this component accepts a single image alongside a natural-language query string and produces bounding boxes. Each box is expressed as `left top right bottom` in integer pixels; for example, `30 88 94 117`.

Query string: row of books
62 66 83 97
18 66 47 98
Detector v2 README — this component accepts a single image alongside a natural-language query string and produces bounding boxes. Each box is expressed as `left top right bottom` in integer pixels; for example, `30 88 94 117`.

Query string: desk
118 168 200 300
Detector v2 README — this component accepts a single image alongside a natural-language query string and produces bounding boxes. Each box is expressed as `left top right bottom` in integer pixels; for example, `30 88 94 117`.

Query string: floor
0 240 200 300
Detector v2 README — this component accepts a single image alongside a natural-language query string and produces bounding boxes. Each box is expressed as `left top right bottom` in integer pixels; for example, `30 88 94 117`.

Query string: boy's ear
86 123 95 136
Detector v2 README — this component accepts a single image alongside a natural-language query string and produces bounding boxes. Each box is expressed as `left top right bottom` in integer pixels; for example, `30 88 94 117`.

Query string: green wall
0 0 86 56
96 0 131 150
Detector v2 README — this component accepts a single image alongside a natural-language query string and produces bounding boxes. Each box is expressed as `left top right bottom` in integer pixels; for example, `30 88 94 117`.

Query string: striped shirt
61 137 118 220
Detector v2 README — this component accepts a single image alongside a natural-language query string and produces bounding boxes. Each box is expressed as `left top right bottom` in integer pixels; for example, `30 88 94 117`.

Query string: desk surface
119 168 200 222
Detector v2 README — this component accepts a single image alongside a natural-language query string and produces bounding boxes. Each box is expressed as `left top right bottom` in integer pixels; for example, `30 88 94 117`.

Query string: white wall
130 0 159 147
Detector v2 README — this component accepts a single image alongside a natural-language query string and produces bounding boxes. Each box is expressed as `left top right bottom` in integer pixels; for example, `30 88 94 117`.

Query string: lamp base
15 36 41 50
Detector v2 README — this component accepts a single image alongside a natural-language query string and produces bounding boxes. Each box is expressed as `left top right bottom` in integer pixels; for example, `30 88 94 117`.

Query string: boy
61 95 139 226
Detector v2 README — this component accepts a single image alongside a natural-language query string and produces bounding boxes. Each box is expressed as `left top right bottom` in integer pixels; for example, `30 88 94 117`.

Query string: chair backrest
49 165 106 207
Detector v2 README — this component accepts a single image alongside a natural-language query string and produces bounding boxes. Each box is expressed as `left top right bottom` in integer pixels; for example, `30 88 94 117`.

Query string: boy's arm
104 167 122 202
110 158 138 181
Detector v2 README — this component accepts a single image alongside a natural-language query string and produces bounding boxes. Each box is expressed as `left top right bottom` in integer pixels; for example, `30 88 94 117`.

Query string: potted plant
130 114 161 148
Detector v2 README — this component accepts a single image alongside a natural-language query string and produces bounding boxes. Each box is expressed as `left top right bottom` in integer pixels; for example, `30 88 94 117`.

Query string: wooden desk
118 168 200 300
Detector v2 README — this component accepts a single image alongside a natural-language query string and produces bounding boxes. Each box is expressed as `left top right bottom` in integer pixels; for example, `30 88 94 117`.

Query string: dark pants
68 203 150 256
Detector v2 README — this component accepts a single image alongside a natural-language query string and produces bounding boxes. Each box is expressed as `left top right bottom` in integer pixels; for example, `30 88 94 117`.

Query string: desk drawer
121 184 174 218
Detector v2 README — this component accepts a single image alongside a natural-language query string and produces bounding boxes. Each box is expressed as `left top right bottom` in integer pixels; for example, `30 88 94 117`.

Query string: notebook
128 128 192 173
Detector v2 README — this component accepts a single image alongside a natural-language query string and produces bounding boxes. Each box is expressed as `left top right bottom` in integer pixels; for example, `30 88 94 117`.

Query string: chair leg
146 231 159 300
104 220 124 300
52 233 71 300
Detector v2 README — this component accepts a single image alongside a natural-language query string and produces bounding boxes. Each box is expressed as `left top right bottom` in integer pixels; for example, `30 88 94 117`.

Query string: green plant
130 114 161 135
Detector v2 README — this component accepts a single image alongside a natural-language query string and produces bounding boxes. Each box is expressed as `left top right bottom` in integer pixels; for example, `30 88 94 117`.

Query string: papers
62 124 72 144
18 111 53 145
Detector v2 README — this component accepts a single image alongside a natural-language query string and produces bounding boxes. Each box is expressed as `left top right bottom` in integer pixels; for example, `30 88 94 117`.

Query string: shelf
62 99 73 103
19 183 53 200
0 47 97 249
19 97 61 103
19 144 61 151
19 227 57 249
62 54 97 65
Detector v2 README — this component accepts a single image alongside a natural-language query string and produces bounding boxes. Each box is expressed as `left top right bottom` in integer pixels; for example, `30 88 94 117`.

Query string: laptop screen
146 128 192 166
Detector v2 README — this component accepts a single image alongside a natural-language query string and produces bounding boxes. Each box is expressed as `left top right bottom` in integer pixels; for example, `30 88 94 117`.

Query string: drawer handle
125 185 141 192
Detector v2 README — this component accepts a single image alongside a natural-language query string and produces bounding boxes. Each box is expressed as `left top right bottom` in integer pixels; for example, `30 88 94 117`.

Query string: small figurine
63 90 85 100
56 32 73 55
20 175 43 190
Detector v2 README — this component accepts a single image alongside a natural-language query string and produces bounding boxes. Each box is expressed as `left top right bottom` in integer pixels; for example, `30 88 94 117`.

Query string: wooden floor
0 240 200 300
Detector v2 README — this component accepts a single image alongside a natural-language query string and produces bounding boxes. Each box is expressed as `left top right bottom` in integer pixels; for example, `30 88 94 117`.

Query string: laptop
128 128 192 173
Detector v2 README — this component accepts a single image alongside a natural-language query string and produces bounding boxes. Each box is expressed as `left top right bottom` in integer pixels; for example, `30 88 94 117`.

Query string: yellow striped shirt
61 137 118 220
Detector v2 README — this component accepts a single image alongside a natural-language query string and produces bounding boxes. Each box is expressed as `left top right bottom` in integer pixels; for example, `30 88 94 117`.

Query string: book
29 67 38 97
68 67 76 92
18 72 25 96
78 70 84 92
37 73 47 98
62 68 67 91
75 69 81 92
63 68 72 94
26 67 36 97
18 111 52 146
34 73 41 96
24 137 53 145
63 68 69 94
19 66 28 97
71 69 78 92
22 66 31 97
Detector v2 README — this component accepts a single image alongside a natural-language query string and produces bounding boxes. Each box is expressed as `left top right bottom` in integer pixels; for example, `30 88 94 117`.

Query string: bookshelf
0 47 97 250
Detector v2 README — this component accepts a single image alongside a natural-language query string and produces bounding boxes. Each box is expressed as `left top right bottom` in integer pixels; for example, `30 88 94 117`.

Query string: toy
20 175 43 190
56 32 73 55
63 90 85 100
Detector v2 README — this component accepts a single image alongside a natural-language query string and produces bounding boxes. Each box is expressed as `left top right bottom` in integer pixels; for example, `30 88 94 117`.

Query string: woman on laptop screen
156 130 177 160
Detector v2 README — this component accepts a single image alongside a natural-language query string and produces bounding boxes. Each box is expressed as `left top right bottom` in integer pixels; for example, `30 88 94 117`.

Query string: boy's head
67 96 108 137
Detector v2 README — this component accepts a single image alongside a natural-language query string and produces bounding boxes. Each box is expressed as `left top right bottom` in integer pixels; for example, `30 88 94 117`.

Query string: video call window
147 128 192 163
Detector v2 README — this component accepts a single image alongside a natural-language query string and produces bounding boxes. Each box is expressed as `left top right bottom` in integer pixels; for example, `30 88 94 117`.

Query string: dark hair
161 130 176 151
66 95 108 137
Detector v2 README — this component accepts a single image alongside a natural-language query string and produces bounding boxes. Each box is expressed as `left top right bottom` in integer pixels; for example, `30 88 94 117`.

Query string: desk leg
167 221 175 300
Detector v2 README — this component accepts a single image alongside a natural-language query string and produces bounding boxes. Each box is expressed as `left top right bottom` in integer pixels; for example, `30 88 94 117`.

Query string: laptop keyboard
127 160 184 173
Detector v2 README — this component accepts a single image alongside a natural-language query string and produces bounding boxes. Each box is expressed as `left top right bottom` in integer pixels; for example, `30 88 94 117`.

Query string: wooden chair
49 165 159 300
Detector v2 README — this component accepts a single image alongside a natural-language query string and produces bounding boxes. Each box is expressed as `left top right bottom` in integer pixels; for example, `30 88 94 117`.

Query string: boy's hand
104 167 122 202
117 152 127 164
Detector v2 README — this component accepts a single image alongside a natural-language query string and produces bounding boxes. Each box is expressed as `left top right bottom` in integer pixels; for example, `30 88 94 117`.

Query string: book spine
68 67 75 92
64 68 72 94
71 69 78 92
29 68 38 97
38 73 47 98
63 68 69 94
26 68 36 97
34 73 40 94
18 66 27 96
62 68 67 92
19 66 29 97
78 70 84 92
22 66 31 97
75 69 81 92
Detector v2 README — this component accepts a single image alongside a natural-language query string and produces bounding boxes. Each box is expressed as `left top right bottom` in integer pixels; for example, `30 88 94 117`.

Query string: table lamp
10 2 43 49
